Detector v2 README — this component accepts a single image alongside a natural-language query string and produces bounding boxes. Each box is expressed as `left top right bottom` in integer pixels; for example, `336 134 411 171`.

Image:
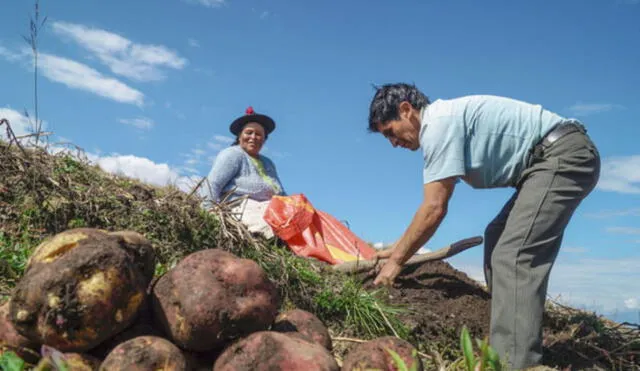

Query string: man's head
368 83 430 151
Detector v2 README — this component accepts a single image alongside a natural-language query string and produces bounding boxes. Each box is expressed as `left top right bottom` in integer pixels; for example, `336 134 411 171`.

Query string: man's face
376 118 420 151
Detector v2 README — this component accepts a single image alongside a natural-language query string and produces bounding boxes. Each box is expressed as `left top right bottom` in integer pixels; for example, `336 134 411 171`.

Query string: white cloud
454 256 640 313
0 45 144 106
606 226 640 235
586 208 640 218
182 0 225 8
90 153 199 193
207 142 224 151
0 45 28 62
213 135 234 143
39 53 144 106
566 102 623 116
94 154 179 186
52 21 187 82
417 247 432 254
206 135 234 152
625 298 639 309
373 242 384 249
0 108 36 138
260 11 270 19
119 117 155 130
597 155 640 194
188 38 200 48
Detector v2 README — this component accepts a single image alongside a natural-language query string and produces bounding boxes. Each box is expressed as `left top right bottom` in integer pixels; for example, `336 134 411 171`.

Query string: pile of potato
0 228 422 370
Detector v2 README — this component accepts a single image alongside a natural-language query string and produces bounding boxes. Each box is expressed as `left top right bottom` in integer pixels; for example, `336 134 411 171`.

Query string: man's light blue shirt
420 95 566 188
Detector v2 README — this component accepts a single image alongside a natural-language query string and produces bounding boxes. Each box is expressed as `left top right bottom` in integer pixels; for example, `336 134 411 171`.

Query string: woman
206 106 286 237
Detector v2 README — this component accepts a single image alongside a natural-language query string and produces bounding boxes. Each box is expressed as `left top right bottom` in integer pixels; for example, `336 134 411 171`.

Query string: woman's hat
229 106 276 136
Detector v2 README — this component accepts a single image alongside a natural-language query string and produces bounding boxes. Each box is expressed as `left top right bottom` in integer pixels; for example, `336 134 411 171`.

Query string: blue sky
1 0 639 323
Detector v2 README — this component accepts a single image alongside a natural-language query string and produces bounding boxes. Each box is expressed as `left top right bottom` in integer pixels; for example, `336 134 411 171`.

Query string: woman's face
239 122 266 157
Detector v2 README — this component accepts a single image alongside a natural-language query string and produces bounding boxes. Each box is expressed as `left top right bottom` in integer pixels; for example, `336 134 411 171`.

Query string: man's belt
540 121 586 147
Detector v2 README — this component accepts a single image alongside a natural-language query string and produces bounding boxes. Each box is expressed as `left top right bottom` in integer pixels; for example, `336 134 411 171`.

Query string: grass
0 139 406 345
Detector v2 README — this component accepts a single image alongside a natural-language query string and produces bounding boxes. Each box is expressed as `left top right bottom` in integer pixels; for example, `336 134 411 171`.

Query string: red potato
151 249 279 351
213 331 339 371
9 228 155 352
341 336 423 371
272 309 333 350
1 300 38 349
1 300 40 364
99 336 187 371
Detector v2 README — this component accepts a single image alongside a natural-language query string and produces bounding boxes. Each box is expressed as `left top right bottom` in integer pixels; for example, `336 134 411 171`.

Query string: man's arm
373 176 457 285
391 176 457 264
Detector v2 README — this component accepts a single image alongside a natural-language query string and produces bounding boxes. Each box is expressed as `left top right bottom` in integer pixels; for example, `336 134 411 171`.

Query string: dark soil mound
363 260 490 360
365 260 640 370
394 261 490 343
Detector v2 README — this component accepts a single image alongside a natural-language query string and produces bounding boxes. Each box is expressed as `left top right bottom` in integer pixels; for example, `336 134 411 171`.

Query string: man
368 83 600 369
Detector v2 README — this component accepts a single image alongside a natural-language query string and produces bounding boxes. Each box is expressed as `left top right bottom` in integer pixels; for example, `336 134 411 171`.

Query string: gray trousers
484 127 600 369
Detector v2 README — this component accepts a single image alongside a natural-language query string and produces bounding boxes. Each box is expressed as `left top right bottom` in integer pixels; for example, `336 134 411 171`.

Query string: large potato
9 228 155 352
99 336 187 371
273 309 333 350
213 331 339 371
341 336 423 371
151 249 279 351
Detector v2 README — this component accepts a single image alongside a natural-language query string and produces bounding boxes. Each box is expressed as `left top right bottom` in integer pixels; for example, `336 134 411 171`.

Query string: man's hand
373 258 403 287
374 247 394 260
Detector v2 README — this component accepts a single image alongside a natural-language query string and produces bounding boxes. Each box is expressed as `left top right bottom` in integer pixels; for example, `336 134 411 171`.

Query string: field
1 135 639 370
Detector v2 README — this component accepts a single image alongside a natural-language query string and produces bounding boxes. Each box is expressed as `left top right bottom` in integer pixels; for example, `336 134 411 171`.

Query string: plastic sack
263 194 376 264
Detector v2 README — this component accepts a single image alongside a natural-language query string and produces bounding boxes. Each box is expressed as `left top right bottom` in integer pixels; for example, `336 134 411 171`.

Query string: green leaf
386 348 409 371
486 345 503 371
460 326 476 371
0 351 26 371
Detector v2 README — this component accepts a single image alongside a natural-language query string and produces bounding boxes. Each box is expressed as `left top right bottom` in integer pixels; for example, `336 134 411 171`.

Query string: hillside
1 137 639 370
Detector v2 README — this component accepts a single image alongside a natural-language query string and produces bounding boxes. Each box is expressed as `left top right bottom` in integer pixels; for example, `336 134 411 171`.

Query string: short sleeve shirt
420 95 565 188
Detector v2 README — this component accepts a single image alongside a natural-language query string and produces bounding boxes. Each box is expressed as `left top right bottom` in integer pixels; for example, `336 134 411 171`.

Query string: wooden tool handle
332 236 483 274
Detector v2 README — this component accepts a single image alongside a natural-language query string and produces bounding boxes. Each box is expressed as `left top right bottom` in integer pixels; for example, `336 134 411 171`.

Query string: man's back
420 95 565 188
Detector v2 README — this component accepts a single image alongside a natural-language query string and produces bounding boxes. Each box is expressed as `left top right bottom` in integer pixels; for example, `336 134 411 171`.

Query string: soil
362 260 640 370
363 260 491 351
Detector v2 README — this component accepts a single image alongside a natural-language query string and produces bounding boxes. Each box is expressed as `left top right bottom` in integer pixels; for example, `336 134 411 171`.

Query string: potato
1 300 40 364
213 331 339 371
99 336 187 371
89 298 162 359
341 336 423 371
9 228 155 352
151 249 279 351
273 309 333 350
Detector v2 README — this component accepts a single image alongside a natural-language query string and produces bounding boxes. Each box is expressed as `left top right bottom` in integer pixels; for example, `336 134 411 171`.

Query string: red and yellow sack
263 194 376 265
